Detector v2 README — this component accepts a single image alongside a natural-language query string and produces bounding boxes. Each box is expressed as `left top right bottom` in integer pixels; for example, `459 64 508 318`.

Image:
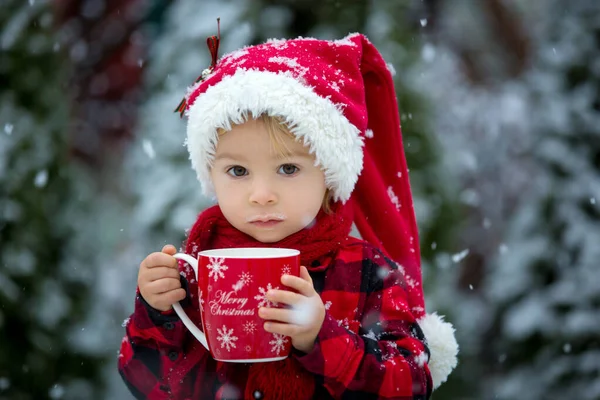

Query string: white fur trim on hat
418 312 459 389
186 69 364 203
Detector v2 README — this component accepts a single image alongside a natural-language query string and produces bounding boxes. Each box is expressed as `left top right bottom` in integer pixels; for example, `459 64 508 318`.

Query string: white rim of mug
198 248 300 259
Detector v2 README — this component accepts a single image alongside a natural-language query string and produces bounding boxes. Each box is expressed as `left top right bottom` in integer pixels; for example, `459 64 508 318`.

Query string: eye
226 166 248 177
278 164 299 175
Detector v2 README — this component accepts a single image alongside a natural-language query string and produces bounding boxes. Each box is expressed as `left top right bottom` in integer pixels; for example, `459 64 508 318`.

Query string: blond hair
217 114 333 213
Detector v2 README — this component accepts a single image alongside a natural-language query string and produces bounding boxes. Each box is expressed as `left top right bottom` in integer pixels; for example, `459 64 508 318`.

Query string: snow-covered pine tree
486 1 600 398
0 1 106 398
410 0 599 398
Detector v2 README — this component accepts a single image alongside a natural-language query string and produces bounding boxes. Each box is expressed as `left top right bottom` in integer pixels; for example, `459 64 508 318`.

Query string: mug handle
171 253 209 351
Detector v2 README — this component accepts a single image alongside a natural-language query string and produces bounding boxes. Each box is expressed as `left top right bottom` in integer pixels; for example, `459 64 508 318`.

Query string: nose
248 178 278 205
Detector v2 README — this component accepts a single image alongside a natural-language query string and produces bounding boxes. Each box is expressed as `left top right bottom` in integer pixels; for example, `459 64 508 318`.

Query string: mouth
249 220 283 228
247 214 286 228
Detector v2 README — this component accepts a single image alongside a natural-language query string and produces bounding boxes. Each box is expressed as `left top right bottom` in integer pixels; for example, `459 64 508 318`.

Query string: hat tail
350 34 458 390
351 34 423 309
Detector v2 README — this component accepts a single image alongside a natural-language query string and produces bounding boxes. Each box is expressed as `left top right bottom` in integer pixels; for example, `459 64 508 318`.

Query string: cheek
211 175 241 208
289 182 325 211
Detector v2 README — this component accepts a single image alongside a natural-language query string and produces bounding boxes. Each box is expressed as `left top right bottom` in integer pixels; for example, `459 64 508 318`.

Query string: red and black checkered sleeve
295 245 433 399
118 264 198 399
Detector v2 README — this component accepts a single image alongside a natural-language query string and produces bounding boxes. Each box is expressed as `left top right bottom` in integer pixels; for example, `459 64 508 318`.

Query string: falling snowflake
207 257 228 281
386 62 397 76
324 301 332 310
142 139 155 159
254 283 278 308
281 265 291 276
451 249 470 263
365 129 374 138
121 318 130 328
216 325 238 352
243 321 257 334
269 333 288 356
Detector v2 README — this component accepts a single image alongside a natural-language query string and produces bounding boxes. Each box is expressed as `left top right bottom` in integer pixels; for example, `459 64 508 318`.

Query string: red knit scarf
185 201 353 400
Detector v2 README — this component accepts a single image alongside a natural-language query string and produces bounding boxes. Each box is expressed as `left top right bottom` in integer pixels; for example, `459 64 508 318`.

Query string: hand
258 266 325 354
138 244 186 312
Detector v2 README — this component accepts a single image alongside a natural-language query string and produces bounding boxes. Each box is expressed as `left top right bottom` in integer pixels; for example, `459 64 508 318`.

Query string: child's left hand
258 266 325 354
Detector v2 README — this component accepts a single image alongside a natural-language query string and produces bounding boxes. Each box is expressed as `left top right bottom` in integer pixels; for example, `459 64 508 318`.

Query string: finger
162 244 177 255
266 289 304 306
155 288 187 310
146 277 182 295
142 266 181 283
143 252 178 269
299 266 313 284
264 321 299 337
163 288 187 303
259 307 295 323
280 274 314 297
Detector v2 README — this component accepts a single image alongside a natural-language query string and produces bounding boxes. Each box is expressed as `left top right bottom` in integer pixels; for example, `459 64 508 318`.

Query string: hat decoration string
175 18 221 118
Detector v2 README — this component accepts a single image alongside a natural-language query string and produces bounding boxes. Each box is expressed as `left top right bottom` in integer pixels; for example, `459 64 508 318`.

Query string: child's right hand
138 244 187 312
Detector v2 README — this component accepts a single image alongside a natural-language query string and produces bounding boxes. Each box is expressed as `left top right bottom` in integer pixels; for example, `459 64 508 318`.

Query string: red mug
172 248 300 362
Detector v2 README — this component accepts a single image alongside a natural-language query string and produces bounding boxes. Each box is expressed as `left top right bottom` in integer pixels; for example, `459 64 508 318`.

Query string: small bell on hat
179 31 458 389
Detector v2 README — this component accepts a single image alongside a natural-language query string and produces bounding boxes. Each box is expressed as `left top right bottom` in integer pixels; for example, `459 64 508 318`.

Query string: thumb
162 244 177 255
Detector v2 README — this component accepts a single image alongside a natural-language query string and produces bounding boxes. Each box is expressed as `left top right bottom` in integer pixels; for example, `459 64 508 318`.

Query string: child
119 32 458 399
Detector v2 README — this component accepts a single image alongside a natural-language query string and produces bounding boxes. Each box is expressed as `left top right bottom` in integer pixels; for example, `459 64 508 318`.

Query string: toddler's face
210 118 327 243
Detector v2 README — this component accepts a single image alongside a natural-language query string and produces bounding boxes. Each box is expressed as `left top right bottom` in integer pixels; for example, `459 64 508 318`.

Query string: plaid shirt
119 237 432 399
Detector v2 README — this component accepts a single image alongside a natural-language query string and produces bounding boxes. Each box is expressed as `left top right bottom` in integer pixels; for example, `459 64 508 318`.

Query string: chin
250 231 286 243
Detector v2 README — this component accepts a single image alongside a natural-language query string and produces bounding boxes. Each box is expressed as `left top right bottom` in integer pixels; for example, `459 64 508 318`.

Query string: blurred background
1 0 599 399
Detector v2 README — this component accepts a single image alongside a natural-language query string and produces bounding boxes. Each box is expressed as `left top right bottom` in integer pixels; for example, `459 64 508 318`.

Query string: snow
387 186 400 210
450 249 469 263
34 169 48 187
49 383 64 399
141 139 155 159
421 43 435 62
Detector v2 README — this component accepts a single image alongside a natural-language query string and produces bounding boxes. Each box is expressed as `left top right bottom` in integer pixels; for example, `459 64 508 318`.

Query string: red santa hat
178 32 458 389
